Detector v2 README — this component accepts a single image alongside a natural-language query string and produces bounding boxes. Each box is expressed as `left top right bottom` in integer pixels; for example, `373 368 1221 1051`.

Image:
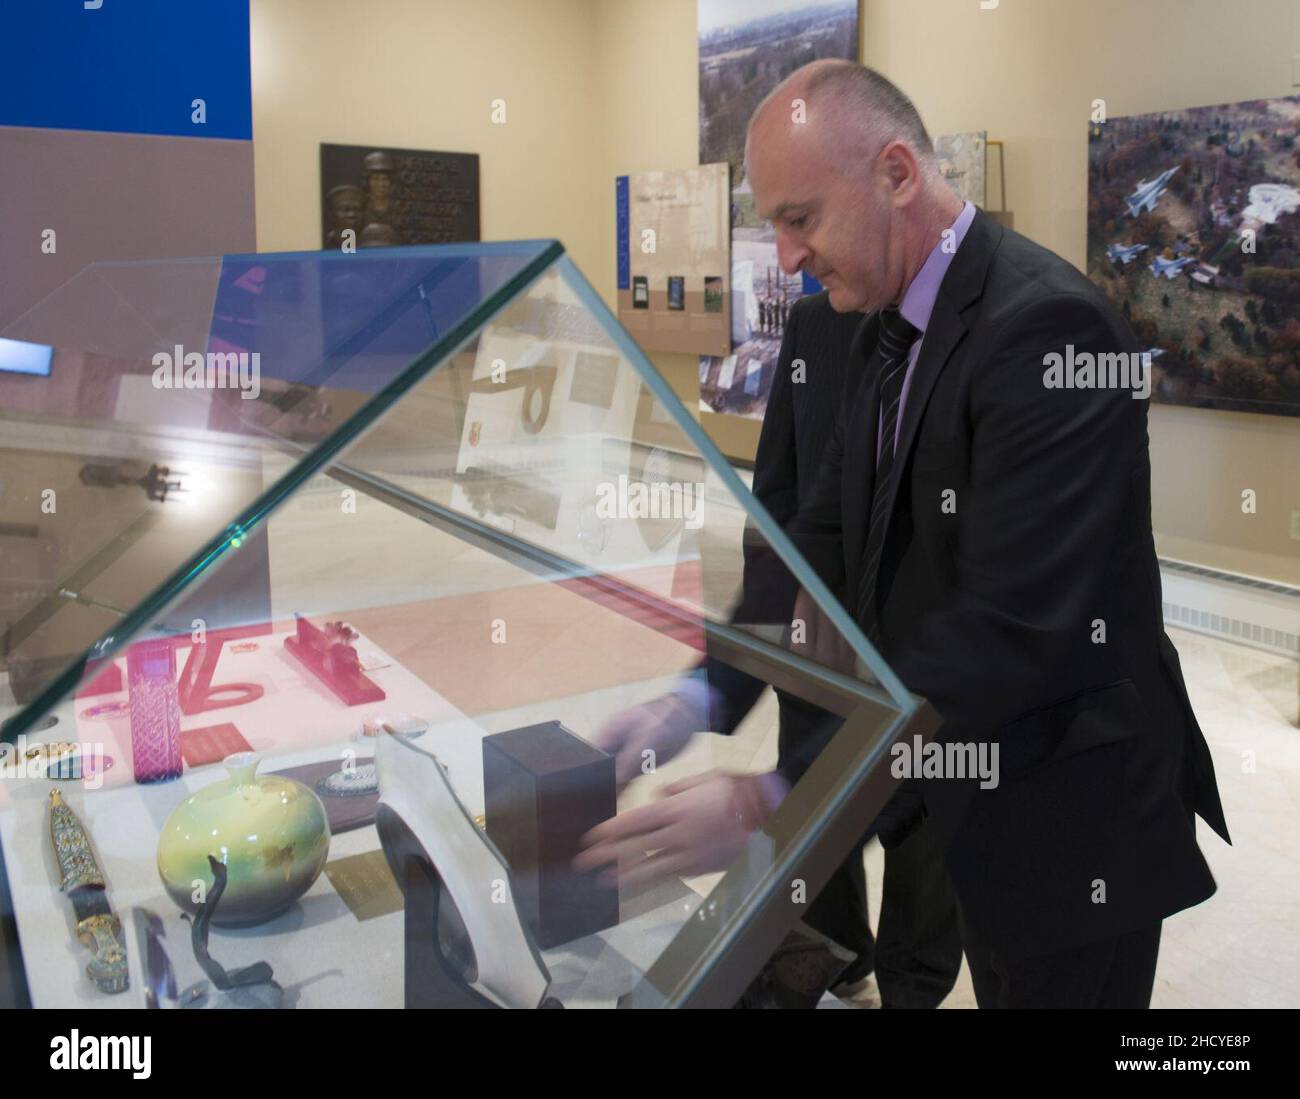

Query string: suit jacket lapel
844 312 883 567
874 298 967 538
857 209 1003 586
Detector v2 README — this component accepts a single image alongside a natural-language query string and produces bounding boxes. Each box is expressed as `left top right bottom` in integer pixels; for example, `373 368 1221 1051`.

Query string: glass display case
0 240 936 1008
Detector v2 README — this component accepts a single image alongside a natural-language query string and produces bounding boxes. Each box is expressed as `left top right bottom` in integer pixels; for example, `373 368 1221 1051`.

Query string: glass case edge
550 255 916 713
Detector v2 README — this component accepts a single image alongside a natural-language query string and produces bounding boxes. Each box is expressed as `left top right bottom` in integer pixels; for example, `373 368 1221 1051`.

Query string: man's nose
775 230 809 276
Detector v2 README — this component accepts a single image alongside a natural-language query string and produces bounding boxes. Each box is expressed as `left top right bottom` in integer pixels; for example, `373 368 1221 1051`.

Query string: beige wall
250 0 607 267
588 1 720 445
250 0 1300 583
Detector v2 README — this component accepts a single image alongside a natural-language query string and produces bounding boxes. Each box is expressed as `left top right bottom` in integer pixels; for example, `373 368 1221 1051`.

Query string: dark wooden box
483 721 618 948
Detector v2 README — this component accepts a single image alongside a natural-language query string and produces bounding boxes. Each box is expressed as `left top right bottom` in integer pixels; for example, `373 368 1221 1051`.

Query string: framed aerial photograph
696 0 859 459
1087 96 1300 417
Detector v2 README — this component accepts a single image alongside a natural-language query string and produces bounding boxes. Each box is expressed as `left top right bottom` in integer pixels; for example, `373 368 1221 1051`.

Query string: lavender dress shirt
878 200 977 461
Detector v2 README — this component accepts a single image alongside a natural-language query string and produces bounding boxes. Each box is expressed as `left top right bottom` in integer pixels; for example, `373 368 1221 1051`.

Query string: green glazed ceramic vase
157 752 331 927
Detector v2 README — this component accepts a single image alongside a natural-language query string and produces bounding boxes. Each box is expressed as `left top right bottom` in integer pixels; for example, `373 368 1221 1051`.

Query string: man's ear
880 140 921 205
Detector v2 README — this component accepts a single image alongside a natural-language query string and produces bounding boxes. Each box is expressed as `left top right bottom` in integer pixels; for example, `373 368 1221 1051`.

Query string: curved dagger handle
76 912 129 994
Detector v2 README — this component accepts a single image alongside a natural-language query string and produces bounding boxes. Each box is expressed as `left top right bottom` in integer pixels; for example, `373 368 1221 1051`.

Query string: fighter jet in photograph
1124 166 1179 217
1107 242 1149 264
1149 253 1196 279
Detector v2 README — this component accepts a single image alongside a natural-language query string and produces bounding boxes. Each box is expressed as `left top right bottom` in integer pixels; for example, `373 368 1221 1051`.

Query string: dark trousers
778 697 962 1007
961 918 1162 1008
800 829 875 969
876 816 964 1008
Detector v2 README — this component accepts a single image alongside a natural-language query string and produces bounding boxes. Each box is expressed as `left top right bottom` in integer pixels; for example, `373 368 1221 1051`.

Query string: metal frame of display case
0 239 936 1009
629 701 938 1008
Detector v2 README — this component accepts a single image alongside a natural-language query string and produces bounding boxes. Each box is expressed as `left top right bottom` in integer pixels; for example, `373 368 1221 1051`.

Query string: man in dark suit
581 60 1228 1007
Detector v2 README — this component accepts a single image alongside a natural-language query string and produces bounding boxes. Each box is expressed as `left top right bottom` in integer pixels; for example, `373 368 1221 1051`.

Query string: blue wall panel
1 0 252 140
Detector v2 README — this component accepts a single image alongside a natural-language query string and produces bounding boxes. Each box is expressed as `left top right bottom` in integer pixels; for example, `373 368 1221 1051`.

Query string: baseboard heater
1159 557 1300 660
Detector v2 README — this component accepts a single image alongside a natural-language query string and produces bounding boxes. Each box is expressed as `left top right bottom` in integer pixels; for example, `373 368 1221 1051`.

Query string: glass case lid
0 240 925 1009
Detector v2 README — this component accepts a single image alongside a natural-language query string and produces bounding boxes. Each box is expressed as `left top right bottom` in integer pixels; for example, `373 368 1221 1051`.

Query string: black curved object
189 855 278 992
376 804 501 1009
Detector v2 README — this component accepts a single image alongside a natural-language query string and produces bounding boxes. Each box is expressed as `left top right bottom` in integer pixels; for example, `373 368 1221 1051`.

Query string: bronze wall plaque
320 143 480 249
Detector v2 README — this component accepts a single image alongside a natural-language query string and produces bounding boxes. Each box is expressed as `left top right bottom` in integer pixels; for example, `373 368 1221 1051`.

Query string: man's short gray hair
804 62 935 160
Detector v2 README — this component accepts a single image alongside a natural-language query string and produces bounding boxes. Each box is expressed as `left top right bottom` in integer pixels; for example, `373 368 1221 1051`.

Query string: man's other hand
574 770 789 890
591 693 701 791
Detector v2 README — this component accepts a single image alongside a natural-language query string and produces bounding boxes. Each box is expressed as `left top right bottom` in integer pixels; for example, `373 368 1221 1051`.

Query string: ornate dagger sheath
48 790 129 994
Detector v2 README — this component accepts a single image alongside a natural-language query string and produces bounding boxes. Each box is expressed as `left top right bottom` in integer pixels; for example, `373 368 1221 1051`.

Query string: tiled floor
1140 628 1299 1009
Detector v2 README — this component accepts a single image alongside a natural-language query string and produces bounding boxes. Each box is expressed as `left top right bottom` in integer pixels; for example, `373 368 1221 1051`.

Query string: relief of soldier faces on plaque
320 144 481 250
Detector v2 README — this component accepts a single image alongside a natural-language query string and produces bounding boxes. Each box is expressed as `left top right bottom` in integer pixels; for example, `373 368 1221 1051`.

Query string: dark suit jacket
747 293 865 748
698 294 862 753
750 291 865 527
719 210 1229 961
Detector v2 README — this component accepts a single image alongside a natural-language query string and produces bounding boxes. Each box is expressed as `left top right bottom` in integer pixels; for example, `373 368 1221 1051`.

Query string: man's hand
791 587 859 676
574 770 789 891
591 694 701 791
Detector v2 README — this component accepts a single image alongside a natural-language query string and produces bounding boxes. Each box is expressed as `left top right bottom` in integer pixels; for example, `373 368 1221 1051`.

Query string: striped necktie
856 307 919 643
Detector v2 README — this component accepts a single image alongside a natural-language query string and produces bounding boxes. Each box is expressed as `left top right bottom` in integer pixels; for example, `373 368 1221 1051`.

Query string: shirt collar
898 200 976 335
